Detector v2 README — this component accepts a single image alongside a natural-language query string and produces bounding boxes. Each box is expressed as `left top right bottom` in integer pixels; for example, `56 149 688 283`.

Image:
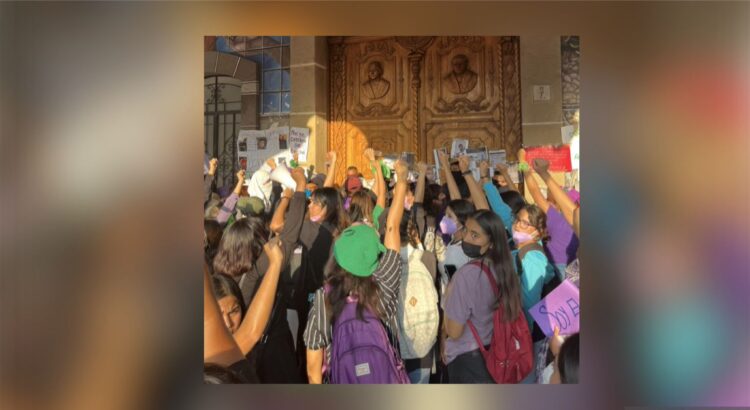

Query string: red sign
524 146 572 172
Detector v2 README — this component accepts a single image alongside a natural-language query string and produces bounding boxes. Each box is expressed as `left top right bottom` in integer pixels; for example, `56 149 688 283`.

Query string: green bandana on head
333 224 386 277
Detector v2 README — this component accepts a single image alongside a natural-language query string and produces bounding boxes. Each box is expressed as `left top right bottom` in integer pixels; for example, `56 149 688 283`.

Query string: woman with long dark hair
441 209 522 383
267 153 352 380
303 160 409 384
211 167 309 383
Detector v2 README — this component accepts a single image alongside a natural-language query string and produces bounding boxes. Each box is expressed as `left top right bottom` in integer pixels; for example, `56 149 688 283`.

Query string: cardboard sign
529 279 580 337
289 127 310 162
524 145 573 172
238 127 292 174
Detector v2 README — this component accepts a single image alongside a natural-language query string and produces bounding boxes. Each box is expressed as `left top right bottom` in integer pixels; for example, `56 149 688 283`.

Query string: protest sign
524 145 573 172
561 125 575 144
465 147 488 180
433 148 447 184
400 152 416 170
239 127 292 174
506 162 520 184
488 149 507 169
570 135 580 170
529 280 580 337
450 138 468 158
289 127 310 162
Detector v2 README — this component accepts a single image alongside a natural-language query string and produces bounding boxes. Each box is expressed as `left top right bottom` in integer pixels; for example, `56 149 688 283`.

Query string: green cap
237 196 265 217
333 224 386 277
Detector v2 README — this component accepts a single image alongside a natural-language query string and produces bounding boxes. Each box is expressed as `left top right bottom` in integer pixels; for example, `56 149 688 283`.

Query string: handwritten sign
529 279 580 337
524 145 573 172
289 127 310 162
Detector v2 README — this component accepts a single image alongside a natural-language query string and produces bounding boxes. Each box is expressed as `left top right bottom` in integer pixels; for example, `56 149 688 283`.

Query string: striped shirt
303 249 402 350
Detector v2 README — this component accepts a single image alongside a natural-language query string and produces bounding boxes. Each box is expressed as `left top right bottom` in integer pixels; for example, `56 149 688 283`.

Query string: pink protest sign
524 145 573 172
529 279 580 337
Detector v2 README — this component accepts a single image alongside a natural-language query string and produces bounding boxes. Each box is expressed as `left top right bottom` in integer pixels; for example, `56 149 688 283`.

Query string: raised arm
523 171 550 213
496 162 519 193
269 189 294 234
533 158 577 225
365 148 386 209
414 162 427 204
204 157 218 203
438 150 461 200
204 263 245 366
323 151 337 188
217 169 245 224
459 156 490 210
232 239 284 355
269 167 307 235
384 160 408 252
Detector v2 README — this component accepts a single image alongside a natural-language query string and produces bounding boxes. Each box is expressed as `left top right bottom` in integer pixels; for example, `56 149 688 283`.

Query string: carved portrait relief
361 61 390 99
443 54 478 94
329 36 522 174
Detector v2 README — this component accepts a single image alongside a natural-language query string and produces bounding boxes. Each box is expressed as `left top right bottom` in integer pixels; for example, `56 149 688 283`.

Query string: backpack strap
517 242 545 262
466 260 498 355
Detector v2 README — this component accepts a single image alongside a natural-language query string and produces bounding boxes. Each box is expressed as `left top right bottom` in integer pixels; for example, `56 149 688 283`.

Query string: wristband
518 162 530 172
290 160 299 168
461 170 472 176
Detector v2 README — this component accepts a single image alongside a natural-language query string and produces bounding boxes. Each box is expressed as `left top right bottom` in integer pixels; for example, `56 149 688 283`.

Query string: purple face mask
512 229 536 245
439 216 458 235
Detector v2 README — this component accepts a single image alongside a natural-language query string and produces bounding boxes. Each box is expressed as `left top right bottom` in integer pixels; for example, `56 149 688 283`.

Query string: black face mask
461 241 485 259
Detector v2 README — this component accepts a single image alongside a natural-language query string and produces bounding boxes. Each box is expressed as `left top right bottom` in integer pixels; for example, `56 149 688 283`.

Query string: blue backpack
329 297 410 384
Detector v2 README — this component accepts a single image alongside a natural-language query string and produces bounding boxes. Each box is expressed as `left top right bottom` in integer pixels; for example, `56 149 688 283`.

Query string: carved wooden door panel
421 36 522 163
328 36 521 180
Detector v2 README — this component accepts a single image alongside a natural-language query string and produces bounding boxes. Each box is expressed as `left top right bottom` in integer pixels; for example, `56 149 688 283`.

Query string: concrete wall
289 36 328 171
520 36 564 147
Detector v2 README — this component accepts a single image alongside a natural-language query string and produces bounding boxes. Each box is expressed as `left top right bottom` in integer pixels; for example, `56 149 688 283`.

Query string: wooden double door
328 36 522 178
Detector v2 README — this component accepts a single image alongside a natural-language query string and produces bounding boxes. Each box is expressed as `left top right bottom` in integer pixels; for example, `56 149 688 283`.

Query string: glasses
514 219 532 229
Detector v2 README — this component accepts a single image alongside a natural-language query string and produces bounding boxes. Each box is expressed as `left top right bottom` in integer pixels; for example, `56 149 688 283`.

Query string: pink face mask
512 229 536 245
310 213 323 223
439 217 458 235
404 198 413 211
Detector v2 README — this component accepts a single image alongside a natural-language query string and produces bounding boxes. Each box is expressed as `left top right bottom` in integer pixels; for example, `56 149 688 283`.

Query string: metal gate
205 75 241 189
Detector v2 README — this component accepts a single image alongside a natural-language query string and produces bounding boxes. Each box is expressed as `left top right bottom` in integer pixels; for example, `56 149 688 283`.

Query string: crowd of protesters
203 147 580 384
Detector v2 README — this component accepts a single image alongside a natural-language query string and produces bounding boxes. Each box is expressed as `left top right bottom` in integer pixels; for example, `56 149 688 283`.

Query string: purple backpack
329 297 410 384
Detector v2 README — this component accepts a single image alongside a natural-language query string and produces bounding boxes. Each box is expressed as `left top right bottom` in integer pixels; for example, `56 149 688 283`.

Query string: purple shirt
443 261 496 364
544 206 579 266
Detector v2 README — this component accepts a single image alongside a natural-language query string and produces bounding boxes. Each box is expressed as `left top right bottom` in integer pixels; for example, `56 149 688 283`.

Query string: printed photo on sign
238 137 247 152
279 133 288 150
488 149 507 168
450 138 468 158
256 137 267 150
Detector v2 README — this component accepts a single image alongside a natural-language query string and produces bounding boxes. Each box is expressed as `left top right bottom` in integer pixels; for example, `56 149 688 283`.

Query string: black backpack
515 243 561 343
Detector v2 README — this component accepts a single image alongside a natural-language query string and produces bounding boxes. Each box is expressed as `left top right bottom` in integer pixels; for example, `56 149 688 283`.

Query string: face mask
461 241 485 259
404 198 413 211
305 189 312 199
310 213 323 223
512 229 536 245
343 196 351 211
439 216 458 235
